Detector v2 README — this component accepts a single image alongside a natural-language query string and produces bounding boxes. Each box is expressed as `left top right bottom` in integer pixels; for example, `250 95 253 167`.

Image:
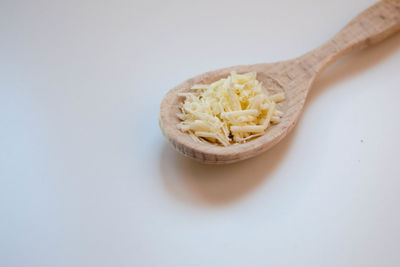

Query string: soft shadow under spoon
159 0 400 164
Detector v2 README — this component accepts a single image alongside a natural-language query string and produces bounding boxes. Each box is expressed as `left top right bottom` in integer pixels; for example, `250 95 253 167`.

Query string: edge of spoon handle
302 0 400 74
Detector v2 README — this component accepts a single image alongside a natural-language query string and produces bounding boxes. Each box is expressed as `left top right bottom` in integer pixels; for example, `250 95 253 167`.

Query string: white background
1 0 400 266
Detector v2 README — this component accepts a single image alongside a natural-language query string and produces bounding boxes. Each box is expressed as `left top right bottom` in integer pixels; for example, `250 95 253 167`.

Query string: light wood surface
159 0 400 164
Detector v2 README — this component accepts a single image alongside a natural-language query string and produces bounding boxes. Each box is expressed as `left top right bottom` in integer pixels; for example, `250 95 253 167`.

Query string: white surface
1 0 400 266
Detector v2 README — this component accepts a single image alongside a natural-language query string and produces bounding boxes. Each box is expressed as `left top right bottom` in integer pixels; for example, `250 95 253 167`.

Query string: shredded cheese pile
177 72 285 146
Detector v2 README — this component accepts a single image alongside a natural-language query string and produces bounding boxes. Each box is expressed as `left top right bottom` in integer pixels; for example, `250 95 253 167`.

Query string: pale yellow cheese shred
177 72 285 146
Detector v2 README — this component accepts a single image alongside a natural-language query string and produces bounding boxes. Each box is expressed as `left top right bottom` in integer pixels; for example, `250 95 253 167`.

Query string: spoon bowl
159 61 311 163
159 0 400 164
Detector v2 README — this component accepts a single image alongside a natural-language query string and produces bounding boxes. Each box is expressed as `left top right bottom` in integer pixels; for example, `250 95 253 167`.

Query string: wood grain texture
159 0 400 164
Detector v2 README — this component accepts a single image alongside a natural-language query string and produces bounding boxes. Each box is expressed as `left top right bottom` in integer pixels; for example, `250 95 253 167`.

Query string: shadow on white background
159 124 298 206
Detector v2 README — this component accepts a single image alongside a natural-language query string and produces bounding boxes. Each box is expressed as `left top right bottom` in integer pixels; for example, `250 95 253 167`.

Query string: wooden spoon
159 0 400 164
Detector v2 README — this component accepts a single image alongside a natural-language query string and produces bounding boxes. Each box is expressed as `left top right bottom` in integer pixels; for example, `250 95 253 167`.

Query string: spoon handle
305 0 400 73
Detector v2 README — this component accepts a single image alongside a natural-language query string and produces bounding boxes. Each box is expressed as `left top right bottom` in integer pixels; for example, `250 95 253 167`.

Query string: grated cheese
177 72 285 146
